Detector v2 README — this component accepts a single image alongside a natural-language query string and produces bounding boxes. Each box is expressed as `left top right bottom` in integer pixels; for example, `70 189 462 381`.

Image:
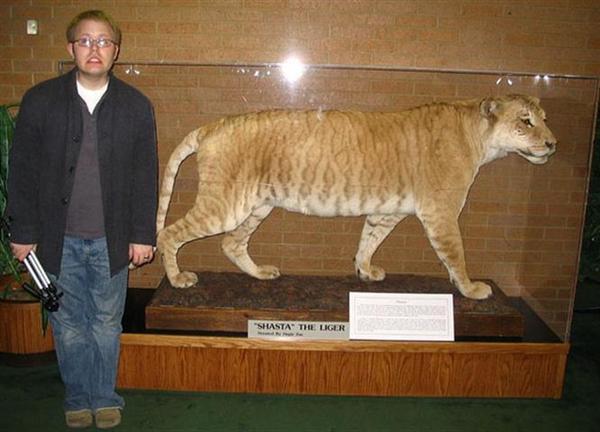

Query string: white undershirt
76 80 109 114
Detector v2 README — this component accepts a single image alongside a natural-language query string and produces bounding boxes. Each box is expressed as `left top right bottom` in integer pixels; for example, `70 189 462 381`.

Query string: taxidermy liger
156 94 557 299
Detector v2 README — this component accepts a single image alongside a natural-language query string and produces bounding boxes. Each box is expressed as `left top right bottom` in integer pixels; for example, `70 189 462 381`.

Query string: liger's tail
155 127 206 233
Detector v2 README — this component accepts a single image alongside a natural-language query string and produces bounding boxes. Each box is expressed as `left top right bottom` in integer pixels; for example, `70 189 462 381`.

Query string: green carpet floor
1 299 599 431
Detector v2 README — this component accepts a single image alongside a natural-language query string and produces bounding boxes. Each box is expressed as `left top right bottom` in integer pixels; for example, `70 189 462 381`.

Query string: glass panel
61 61 599 342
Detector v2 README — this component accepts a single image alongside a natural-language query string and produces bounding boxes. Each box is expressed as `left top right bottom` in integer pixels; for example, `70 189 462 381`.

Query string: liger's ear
480 97 498 118
526 95 541 105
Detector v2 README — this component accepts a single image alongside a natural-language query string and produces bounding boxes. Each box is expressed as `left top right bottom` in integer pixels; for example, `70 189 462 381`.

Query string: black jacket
6 68 158 276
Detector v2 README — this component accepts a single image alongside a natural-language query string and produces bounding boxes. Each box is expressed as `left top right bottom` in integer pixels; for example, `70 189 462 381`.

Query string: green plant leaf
0 104 20 282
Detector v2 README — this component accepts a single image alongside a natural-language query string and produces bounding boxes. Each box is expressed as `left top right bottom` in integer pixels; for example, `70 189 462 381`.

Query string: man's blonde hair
66 10 121 44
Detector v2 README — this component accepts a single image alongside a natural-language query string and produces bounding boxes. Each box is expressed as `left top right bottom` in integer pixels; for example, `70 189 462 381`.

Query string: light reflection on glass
280 56 307 84
495 75 513 86
125 64 140 75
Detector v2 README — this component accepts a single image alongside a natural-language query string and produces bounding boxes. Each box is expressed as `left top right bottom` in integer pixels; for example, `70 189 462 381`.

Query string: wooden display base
118 334 568 398
116 273 566 398
145 272 524 338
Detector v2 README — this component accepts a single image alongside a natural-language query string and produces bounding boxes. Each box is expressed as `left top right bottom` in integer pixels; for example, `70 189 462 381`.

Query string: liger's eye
521 118 534 128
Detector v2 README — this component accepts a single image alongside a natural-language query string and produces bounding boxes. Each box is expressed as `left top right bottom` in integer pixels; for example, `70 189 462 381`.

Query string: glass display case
60 61 599 397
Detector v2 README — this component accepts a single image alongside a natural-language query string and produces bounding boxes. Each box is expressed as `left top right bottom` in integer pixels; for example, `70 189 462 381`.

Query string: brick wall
2 0 600 98
1 1 599 338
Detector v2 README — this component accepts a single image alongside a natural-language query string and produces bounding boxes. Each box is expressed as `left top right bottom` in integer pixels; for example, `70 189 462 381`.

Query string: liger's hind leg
221 205 280 279
354 214 406 281
157 202 248 288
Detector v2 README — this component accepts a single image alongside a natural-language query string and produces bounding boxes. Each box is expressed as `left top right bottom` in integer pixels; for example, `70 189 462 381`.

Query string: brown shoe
65 409 93 428
94 407 122 429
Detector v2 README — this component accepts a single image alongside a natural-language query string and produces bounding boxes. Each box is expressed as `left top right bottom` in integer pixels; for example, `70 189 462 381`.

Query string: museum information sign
349 292 454 341
248 320 349 340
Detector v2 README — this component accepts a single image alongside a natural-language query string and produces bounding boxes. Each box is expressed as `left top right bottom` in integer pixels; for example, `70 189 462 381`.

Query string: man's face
66 19 119 81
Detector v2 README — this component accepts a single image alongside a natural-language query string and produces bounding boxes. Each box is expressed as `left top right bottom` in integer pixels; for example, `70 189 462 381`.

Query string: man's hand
129 243 154 267
10 243 36 262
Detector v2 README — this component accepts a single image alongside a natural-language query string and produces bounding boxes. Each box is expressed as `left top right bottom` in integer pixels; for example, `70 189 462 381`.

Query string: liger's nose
546 141 556 152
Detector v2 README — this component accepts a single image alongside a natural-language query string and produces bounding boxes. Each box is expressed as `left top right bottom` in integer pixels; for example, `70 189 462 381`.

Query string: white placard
248 320 349 340
349 292 454 341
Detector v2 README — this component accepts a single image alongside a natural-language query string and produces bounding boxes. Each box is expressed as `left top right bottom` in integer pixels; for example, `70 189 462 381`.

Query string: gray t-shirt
64 97 105 238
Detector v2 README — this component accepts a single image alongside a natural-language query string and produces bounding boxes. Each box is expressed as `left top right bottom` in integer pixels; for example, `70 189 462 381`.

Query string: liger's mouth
516 149 550 165
517 149 535 157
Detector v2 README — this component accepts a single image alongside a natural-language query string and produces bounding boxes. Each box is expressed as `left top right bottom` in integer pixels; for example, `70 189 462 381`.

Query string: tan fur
156 94 557 299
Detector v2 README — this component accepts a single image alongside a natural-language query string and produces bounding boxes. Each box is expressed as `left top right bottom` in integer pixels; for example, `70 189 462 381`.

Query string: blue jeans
49 236 128 413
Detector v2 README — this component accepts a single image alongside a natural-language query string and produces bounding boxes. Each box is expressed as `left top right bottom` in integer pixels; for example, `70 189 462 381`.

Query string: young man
6 10 157 429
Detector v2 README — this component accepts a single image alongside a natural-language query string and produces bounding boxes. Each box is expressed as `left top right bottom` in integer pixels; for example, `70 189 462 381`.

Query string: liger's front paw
462 281 493 300
356 265 386 282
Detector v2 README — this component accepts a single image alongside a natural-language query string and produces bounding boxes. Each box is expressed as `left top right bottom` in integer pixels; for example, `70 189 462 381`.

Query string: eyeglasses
70 37 117 49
